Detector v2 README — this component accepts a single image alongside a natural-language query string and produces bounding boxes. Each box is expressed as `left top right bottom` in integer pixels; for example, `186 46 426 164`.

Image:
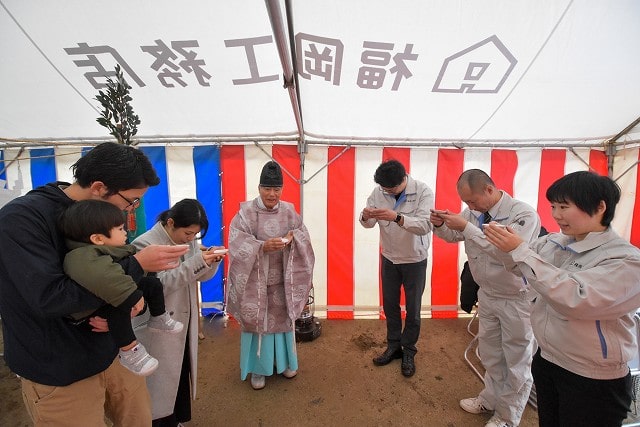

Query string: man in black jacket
0 142 188 426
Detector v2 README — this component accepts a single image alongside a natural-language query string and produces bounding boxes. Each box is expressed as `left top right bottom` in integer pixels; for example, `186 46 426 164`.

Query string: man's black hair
59 200 126 243
374 159 406 188
546 171 620 227
72 142 160 195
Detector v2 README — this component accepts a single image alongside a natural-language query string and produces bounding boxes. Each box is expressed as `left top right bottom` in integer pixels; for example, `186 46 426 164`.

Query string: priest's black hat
259 161 283 187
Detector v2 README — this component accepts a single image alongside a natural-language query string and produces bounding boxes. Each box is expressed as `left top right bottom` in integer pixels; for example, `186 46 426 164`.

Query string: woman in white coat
132 199 224 427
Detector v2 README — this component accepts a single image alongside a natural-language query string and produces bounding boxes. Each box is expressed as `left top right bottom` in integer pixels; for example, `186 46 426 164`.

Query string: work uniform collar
549 227 617 253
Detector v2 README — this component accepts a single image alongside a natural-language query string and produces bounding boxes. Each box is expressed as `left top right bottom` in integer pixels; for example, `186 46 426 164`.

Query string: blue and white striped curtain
0 145 225 315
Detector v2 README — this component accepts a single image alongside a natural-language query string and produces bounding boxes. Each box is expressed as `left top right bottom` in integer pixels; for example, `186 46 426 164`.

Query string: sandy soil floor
1 316 543 427
191 316 540 427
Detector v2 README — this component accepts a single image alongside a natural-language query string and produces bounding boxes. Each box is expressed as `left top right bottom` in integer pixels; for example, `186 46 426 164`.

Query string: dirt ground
1 315 542 427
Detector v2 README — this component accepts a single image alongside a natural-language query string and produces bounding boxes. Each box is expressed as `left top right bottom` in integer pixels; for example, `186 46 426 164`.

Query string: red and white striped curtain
221 144 640 319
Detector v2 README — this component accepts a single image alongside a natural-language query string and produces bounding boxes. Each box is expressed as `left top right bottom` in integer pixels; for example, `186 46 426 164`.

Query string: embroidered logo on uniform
570 261 583 269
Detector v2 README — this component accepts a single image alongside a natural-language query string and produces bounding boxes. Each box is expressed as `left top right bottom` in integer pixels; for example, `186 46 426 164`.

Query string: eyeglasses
381 185 401 195
380 176 406 195
116 192 141 209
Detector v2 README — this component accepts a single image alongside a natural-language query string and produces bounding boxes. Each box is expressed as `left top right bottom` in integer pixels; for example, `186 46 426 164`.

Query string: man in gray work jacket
430 169 540 427
360 159 434 378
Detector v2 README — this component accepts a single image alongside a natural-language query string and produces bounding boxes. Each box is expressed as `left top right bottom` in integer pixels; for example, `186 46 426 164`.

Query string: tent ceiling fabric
1 0 639 147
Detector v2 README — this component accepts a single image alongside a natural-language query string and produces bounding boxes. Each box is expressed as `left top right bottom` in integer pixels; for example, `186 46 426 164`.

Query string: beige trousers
20 357 151 427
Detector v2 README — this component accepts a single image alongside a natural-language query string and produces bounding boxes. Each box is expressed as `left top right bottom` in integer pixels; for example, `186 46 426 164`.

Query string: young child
59 199 184 376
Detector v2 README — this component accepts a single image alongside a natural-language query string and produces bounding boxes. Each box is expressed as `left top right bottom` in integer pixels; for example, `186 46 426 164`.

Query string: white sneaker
147 312 183 334
485 415 512 427
119 343 158 376
282 368 297 378
459 396 491 414
251 374 265 390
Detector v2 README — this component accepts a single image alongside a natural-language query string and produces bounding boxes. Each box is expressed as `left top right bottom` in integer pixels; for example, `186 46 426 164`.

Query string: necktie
483 212 492 224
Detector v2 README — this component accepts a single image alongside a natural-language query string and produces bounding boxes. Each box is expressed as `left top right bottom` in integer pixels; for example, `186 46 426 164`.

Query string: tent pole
605 142 616 179
284 0 307 217
264 0 307 217
605 115 640 178
263 0 304 138
607 116 640 147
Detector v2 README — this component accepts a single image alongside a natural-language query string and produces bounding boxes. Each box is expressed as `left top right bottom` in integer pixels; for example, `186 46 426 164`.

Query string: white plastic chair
463 306 483 381
462 304 538 409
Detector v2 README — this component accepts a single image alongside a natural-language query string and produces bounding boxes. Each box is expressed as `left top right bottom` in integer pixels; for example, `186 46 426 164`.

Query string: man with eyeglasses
117 192 141 210
360 159 434 378
0 142 189 426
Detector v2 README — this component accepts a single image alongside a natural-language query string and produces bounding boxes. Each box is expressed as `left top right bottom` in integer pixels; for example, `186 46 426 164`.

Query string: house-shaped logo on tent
432 35 517 94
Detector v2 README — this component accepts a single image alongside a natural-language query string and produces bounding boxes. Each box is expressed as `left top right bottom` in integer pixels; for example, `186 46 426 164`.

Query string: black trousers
381 256 427 355
93 275 166 348
532 348 632 427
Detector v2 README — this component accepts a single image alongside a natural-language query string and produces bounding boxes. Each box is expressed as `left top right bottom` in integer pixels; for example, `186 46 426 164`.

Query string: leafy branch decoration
95 65 140 145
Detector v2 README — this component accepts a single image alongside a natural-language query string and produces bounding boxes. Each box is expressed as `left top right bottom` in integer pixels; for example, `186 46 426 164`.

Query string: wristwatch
394 213 402 223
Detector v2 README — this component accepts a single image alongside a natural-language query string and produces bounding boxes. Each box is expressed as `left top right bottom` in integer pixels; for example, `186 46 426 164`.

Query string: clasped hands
483 223 523 252
263 231 294 252
431 208 524 251
429 209 468 231
200 246 227 265
362 207 396 222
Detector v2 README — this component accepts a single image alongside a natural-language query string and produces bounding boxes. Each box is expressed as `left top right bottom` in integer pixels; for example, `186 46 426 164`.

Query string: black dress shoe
401 352 416 377
372 348 403 366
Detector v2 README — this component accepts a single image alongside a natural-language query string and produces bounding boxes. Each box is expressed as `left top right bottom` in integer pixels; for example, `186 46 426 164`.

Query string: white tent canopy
1 0 639 148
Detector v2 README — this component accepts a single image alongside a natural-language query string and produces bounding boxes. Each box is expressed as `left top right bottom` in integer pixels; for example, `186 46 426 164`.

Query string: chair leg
464 307 483 381
463 334 484 382
466 306 478 337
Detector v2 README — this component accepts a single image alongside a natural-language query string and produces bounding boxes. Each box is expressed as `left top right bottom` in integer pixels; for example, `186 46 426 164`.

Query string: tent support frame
605 116 640 179
265 0 308 217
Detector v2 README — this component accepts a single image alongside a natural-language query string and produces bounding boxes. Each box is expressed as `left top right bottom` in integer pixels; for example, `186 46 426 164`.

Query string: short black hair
72 142 160 195
59 200 126 243
157 198 209 239
374 159 406 188
546 171 620 227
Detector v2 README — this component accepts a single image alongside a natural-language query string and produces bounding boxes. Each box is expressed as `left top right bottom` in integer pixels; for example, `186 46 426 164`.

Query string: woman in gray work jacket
485 171 640 427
